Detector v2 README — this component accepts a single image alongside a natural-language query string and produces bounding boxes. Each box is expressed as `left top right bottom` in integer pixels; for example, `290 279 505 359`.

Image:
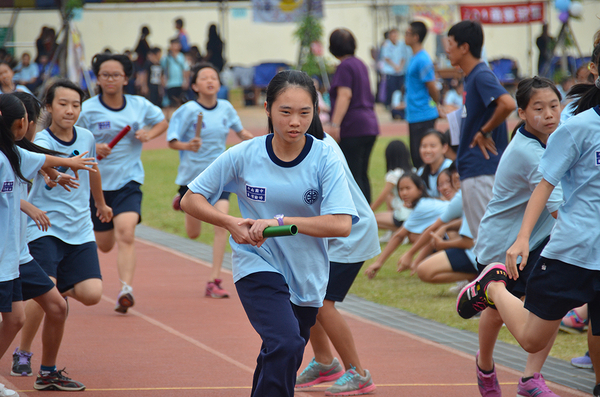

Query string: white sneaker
379 230 393 243
115 284 135 314
449 280 470 295
0 383 19 397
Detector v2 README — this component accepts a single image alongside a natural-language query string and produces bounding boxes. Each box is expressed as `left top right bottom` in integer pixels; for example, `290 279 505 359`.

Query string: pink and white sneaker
205 279 229 298
476 351 501 397
518 373 559 397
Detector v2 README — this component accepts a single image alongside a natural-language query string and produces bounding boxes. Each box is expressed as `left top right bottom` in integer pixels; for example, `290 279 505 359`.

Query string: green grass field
140 136 587 362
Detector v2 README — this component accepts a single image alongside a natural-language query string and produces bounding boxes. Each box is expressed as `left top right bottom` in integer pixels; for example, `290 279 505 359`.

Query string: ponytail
0 94 30 184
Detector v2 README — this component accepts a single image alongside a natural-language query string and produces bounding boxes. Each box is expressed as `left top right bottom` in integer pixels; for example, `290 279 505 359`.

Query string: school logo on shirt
1 181 13 193
222 118 227 127
98 121 111 130
246 185 266 202
596 151 600 166
303 189 319 205
132 123 140 132
192 122 206 131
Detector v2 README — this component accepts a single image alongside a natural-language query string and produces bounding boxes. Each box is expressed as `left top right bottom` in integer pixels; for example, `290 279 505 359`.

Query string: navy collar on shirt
99 95 127 111
47 126 77 146
195 100 218 111
266 133 313 168
595 105 600 117
519 125 546 148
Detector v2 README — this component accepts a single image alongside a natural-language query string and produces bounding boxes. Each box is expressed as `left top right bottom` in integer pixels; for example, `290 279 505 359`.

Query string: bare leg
63 278 103 306
185 213 201 239
374 212 398 231
477 308 504 372
317 300 365 376
588 325 600 384
310 319 335 366
0 302 25 359
210 199 230 282
487 283 561 353
416 251 476 284
32 288 68 368
95 230 115 253
19 295 49 353
113 212 139 286
523 326 558 377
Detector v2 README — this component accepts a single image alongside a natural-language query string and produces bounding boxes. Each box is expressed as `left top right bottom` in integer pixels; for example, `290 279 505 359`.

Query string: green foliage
293 14 324 76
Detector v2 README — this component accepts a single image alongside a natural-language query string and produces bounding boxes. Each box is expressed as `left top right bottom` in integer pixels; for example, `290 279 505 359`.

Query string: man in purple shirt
328 28 380 203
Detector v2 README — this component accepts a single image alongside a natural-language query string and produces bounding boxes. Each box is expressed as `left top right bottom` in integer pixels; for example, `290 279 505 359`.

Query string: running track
0 227 590 397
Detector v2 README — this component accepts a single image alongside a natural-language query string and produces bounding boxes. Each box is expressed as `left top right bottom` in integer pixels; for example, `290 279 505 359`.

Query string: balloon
559 10 570 23
569 1 583 17
555 0 571 12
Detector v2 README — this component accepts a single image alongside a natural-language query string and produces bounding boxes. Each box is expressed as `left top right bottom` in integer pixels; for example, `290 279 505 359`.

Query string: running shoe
115 284 135 314
0 383 19 397
517 373 559 397
11 348 32 377
594 383 600 397
296 357 344 389
571 351 593 369
378 230 392 243
560 309 588 334
324 367 376 396
449 280 470 295
205 279 230 298
475 351 501 397
172 193 182 211
457 263 508 319
34 368 85 391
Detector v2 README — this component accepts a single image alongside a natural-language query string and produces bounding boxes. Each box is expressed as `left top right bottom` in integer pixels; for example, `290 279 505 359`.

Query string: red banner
460 2 545 24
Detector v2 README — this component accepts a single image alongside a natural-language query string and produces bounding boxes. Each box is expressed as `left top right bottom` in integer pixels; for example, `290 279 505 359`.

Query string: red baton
98 125 131 160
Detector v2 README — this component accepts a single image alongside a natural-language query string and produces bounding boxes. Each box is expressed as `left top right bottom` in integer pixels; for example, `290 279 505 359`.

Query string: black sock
479 365 494 375
521 376 534 382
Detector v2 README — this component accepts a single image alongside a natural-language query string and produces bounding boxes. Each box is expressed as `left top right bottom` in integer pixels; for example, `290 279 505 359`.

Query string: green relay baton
262 225 298 238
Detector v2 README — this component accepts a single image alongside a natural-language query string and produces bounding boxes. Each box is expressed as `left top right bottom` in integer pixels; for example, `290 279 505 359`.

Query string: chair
489 58 519 86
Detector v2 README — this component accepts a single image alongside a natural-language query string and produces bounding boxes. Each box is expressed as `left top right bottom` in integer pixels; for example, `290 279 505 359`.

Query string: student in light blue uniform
0 61 33 95
296 132 379 395
458 78 596 393
469 78 564 397
365 173 448 279
167 62 253 298
22 81 111 390
416 129 452 198
561 39 599 124
180 70 357 397
76 53 168 313
0 95 32 395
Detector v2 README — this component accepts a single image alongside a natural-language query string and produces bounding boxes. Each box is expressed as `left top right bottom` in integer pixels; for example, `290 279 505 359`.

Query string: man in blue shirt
446 20 516 240
404 21 440 169
381 29 411 113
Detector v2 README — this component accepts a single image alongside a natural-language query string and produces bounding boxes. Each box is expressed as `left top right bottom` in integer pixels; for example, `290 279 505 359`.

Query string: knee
76 287 103 306
187 231 200 239
279 334 305 359
96 241 114 253
416 266 433 283
520 339 546 354
117 231 135 246
45 299 68 323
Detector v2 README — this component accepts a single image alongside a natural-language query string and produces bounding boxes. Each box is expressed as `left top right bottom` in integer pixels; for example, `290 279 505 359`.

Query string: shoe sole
559 324 587 334
205 292 230 298
324 384 377 396
115 293 134 314
34 384 85 391
572 363 593 369
456 263 506 318
10 370 32 377
296 371 344 389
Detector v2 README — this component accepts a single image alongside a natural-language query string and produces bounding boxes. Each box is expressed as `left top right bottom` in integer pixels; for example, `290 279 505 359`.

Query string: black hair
190 62 221 94
568 33 600 115
44 79 86 107
510 76 562 138
419 129 448 191
447 20 484 59
437 168 453 186
13 91 62 156
329 29 356 58
384 140 411 173
398 172 429 208
266 70 323 140
409 21 428 44
175 18 183 28
91 53 133 80
141 26 150 36
0 94 30 184
447 160 457 175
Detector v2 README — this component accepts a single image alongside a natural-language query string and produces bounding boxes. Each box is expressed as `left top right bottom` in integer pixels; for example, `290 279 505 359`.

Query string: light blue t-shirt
14 63 39 82
77 94 165 191
539 107 600 270
0 85 32 95
323 133 380 263
188 134 358 307
0 152 21 282
405 49 438 123
560 100 577 124
380 41 411 76
17 147 45 265
27 127 97 245
403 198 449 234
475 127 563 265
417 158 452 198
161 53 190 88
167 99 244 186
440 189 463 223
458 214 477 268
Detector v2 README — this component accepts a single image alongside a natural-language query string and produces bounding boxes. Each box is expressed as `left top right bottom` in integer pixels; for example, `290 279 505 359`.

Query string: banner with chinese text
460 2 544 25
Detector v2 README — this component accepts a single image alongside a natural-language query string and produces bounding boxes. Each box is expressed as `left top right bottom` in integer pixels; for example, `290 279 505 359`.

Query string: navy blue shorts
0 278 22 311
28 236 102 294
477 235 550 299
20 259 56 301
325 262 363 302
446 249 478 275
392 218 404 228
525 256 600 335
179 185 230 202
91 181 142 232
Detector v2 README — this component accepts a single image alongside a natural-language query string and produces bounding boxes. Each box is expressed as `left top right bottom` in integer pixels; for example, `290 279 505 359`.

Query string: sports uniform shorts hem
446 249 477 275
28 237 102 294
20 259 55 301
392 217 404 228
179 185 230 201
0 278 23 311
325 262 363 302
524 256 600 336
91 180 142 232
